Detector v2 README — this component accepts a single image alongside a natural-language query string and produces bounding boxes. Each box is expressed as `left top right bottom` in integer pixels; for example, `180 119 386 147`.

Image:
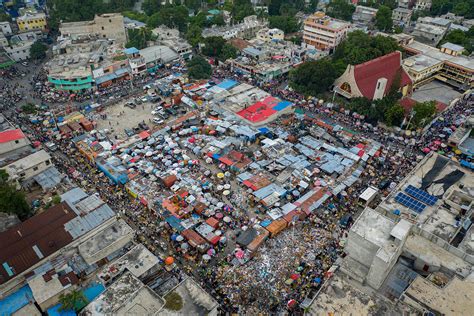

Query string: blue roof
258 127 270 134
243 47 264 57
273 101 292 111
208 9 220 15
0 285 34 315
95 73 117 85
124 47 139 55
115 67 130 77
47 282 105 316
216 79 238 90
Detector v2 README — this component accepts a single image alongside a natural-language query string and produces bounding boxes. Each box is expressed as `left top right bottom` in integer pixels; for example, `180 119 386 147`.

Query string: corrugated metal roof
0 203 76 285
33 167 62 189
64 204 115 239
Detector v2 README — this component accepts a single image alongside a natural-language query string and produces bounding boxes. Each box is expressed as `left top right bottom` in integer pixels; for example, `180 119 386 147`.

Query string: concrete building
339 153 474 315
83 272 165 315
59 14 127 44
16 10 47 32
45 36 127 91
303 11 351 51
0 21 12 35
256 28 284 42
403 40 474 89
333 51 413 100
153 26 193 60
3 150 52 184
0 32 8 48
418 16 451 29
77 219 134 265
352 5 378 27
413 0 432 11
4 39 34 61
448 115 474 156
411 22 447 46
139 45 179 72
0 129 31 158
202 15 267 40
440 42 465 56
392 8 412 26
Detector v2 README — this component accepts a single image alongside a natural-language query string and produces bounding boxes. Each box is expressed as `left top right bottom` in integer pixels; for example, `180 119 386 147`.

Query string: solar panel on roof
395 192 426 213
405 185 438 206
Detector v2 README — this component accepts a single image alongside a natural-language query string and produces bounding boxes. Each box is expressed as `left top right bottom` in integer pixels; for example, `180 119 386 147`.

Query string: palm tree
58 290 87 312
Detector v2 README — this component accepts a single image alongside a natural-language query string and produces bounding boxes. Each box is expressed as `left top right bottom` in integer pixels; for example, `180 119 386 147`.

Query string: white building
392 8 412 26
256 28 284 42
0 21 12 36
3 150 52 184
0 129 31 158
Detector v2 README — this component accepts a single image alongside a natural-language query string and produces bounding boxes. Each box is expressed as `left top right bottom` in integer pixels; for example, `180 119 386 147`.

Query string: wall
345 230 380 268
0 138 30 156
5 42 33 61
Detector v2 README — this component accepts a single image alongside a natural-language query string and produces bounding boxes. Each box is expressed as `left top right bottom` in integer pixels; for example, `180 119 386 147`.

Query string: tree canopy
326 0 356 21
268 16 300 33
439 27 474 53
200 36 237 61
231 0 255 22
375 5 393 32
412 101 437 127
147 5 189 32
187 56 212 79
431 0 474 18
0 170 31 220
333 31 400 66
48 0 137 23
125 28 154 49
289 58 339 96
30 41 48 60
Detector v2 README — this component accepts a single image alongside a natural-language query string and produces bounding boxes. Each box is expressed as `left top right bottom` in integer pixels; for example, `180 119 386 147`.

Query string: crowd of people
1 60 472 314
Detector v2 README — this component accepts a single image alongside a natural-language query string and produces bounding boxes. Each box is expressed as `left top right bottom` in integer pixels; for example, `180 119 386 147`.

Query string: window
14 140 19 144
19 172 25 177
102 26 104 30
46 160 50 166
109 19 112 23
377 82 381 89
33 166 38 171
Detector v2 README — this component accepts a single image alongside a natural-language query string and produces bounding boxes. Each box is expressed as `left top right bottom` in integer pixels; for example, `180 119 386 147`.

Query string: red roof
0 203 76 285
0 129 25 143
354 51 412 100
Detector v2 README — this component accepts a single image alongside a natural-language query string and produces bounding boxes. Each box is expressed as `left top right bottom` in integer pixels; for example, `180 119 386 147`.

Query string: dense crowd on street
0 61 472 314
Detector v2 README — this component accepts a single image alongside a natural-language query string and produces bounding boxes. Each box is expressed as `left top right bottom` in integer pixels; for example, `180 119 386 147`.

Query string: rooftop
403 53 443 72
139 45 179 64
84 272 164 315
0 202 76 284
0 129 25 143
403 274 474 314
77 219 134 265
441 42 465 52
405 40 474 71
350 208 396 248
413 22 447 35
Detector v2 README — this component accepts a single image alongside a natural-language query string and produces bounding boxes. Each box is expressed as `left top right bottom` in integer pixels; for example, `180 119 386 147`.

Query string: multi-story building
413 0 431 11
0 32 7 48
59 13 127 44
392 8 412 26
0 21 12 35
3 149 52 184
256 28 285 42
403 40 473 89
303 12 351 51
0 129 31 158
202 15 267 40
16 11 47 32
352 5 378 27
411 22 447 46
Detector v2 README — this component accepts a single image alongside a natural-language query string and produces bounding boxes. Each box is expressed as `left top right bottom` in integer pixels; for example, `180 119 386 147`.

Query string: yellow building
17 11 47 32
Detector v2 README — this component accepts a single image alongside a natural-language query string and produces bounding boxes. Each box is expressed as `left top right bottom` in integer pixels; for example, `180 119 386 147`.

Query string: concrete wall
345 230 379 268
0 138 30 156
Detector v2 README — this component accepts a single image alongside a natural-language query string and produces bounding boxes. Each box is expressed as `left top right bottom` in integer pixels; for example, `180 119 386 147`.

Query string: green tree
268 0 283 16
187 56 212 79
201 36 226 57
126 28 154 49
0 170 31 220
122 11 149 23
268 15 300 33
210 14 226 26
186 24 203 47
289 58 338 96
220 43 237 60
0 9 12 22
232 0 255 22
327 0 356 21
412 101 437 127
142 0 161 16
58 290 88 312
147 5 189 32
385 104 405 126
375 5 393 32
439 28 473 53
30 41 48 60
333 31 399 66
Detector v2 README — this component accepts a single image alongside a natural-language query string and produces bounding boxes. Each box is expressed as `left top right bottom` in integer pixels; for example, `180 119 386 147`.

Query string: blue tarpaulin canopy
273 101 292 111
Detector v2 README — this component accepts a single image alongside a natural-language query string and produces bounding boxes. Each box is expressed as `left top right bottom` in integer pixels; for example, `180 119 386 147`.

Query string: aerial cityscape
0 0 472 315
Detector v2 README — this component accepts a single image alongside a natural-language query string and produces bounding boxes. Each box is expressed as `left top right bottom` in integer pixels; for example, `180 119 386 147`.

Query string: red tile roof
354 51 412 100
0 203 76 285
0 129 25 144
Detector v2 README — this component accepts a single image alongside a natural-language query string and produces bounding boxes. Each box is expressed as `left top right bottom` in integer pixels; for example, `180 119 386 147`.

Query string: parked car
124 128 135 137
125 102 136 109
153 118 164 125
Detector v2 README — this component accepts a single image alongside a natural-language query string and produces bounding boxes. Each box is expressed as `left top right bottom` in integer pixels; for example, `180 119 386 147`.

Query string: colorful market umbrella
235 249 245 259
165 257 174 265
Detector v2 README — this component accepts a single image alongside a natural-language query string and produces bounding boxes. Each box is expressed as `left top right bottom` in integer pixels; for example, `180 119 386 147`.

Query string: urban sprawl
0 0 473 315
